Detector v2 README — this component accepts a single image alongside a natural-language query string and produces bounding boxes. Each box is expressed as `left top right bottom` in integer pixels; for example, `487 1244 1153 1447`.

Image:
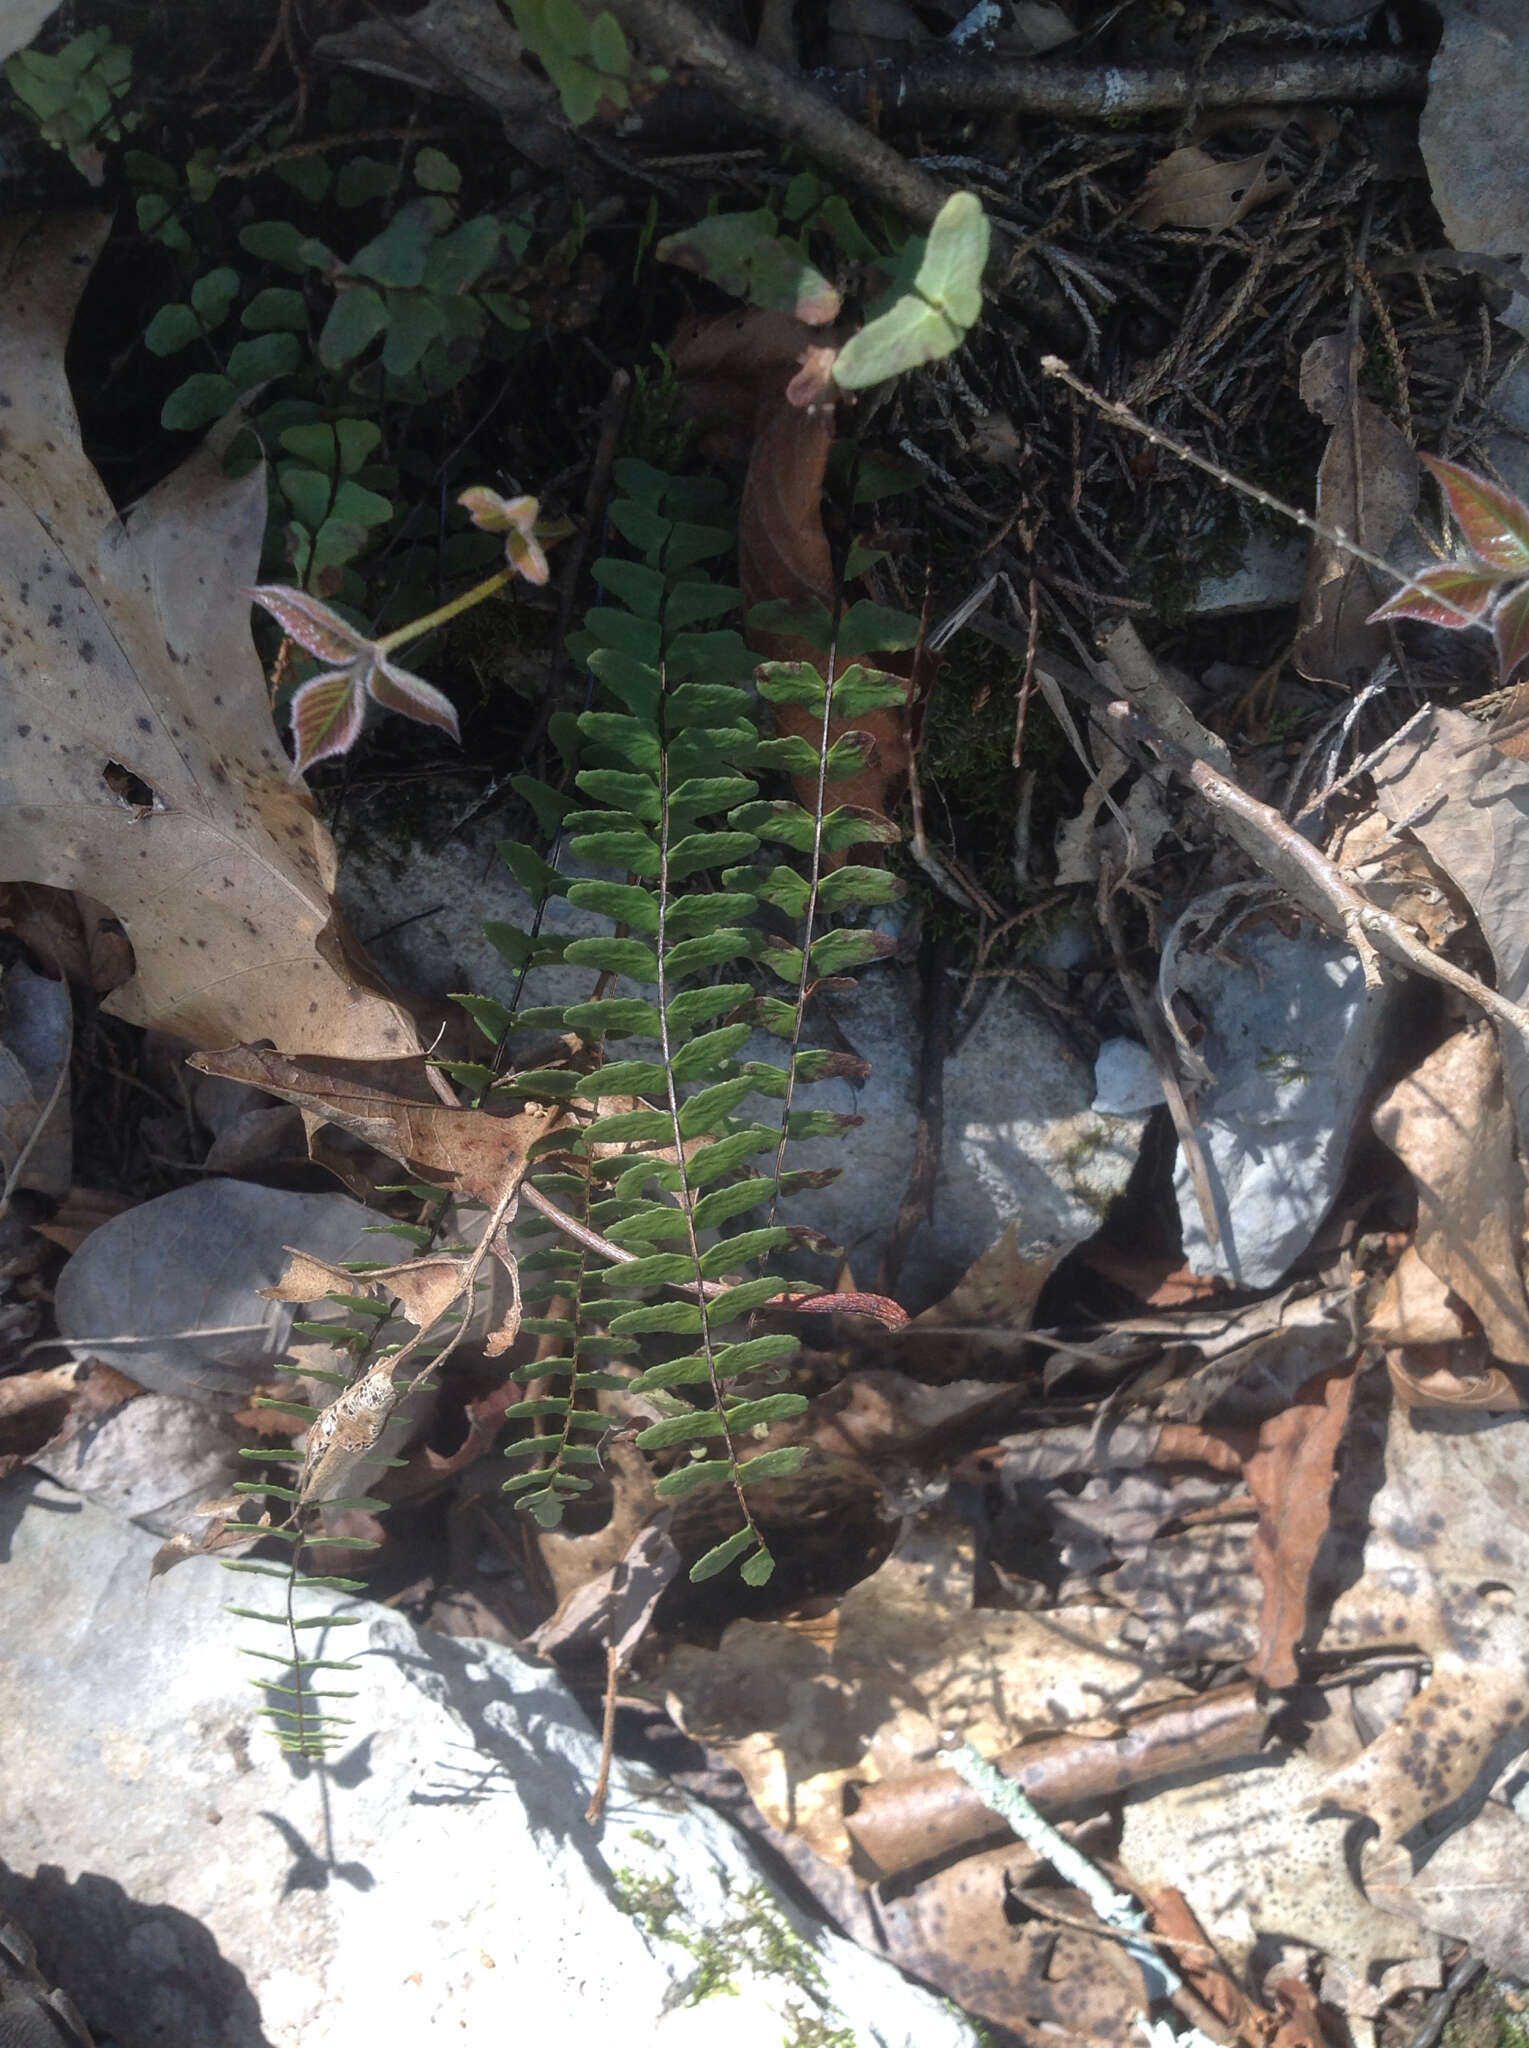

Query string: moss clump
611 1863 873 2045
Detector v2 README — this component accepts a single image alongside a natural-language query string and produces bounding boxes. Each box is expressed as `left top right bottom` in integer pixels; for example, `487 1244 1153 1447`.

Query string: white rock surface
0 1476 978 2048
1168 914 1400 1288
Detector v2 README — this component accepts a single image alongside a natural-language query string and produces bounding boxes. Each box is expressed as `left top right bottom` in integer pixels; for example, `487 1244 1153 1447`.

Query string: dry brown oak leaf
0 214 418 1055
1318 1403 1529 1848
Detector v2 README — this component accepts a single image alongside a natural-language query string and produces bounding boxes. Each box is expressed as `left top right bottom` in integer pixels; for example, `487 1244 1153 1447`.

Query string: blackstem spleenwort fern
227 457 924 1750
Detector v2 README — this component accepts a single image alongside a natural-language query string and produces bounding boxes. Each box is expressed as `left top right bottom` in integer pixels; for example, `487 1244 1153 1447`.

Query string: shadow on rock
0 1864 273 2048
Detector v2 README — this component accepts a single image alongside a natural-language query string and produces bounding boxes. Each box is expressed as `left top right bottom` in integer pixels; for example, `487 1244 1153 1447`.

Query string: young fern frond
480 457 920 1581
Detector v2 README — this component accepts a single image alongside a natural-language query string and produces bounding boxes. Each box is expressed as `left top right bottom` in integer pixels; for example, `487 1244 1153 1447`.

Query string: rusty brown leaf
670 307 921 828
1245 1358 1359 1688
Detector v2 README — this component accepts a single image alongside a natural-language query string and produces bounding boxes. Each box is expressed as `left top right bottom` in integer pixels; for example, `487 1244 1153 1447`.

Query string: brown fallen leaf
1148 1886 1261 2042
0 882 133 996
186 1047 562 1206
1367 1245 1470 1348
1372 1025 1529 1365
1319 1404 1529 1848
1364 1799 1529 1975
1294 332 1419 682
846 1682 1270 1880
0 214 419 1056
876 1844 1151 2042
1245 1357 1360 1688
1371 705 1529 1145
1134 143 1290 231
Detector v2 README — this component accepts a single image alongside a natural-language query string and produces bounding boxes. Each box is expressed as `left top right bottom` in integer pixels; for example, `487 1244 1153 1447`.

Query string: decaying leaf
653 1509 1182 1864
1319 1405 1529 1848
1246 1360 1359 1688
1372 1025 1529 1365
1371 705 1529 1143
1368 1245 1470 1348
1134 143 1290 232
875 1843 1151 2041
260 1243 468 1337
1365 1799 1529 1975
0 215 419 1055
1121 1738 1438 1979
845 1681 1269 1879
1295 333 1419 682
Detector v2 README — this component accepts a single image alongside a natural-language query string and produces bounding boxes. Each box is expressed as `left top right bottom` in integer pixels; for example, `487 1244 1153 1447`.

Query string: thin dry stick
820 47 1425 122
1040 356 1489 631
602 0 952 227
1107 700 1529 1044
0 996 72 1223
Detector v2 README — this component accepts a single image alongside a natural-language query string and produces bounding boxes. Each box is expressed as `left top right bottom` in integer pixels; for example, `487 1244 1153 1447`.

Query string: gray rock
1167 911 1400 1287
340 811 1144 1309
742 966 1143 1309
0 1476 978 2048
1422 0 1529 338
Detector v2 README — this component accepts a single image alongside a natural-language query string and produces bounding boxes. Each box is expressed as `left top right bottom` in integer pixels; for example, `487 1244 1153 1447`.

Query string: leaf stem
375 566 516 653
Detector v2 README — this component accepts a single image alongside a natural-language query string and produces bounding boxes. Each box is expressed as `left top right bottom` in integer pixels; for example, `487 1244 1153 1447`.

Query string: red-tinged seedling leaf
247 583 366 663
370 661 461 740
1494 580 1529 685
289 670 365 774
1422 453 1529 572
1367 562 1503 630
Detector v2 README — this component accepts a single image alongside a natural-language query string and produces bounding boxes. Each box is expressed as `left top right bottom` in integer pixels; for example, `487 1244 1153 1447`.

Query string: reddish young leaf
246 582 369 664
369 663 462 736
1494 579 1529 684
1367 561 1503 630
1422 453 1529 572
288 669 366 773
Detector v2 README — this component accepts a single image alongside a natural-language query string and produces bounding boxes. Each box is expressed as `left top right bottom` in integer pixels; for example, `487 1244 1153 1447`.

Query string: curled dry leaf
1319 1405 1529 1848
1294 332 1419 683
260 1244 468 1336
1245 1359 1359 1689
0 215 418 1056
670 307 923 829
1367 1244 1469 1348
1372 1025 1529 1365
1385 1345 1528 1411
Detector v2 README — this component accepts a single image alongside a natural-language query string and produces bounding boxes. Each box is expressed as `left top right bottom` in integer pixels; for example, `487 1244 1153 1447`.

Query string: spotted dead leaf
1319 1405 1529 1848
0 215 417 1055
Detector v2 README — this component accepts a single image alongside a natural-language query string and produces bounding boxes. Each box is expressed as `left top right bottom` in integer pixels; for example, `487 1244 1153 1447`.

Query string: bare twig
0 992 71 1225
819 47 1425 123
1107 699 1529 1044
600 0 953 227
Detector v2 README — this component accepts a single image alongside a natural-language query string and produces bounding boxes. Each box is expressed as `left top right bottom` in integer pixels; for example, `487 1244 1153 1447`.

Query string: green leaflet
832 190 990 389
